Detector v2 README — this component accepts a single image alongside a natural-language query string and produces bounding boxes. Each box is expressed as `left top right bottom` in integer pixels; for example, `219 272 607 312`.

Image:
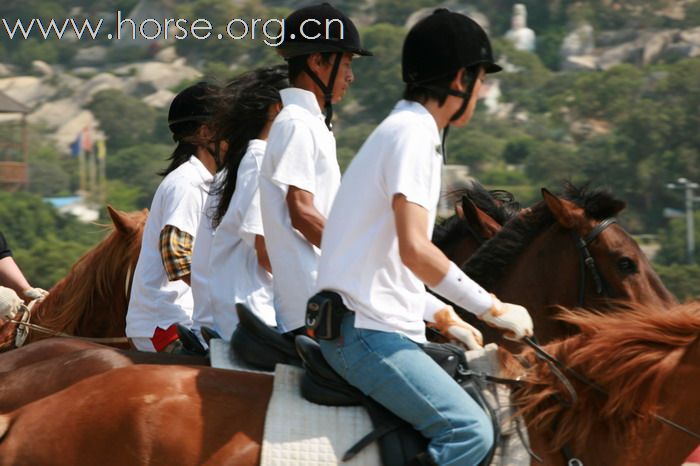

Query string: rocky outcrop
562 26 700 70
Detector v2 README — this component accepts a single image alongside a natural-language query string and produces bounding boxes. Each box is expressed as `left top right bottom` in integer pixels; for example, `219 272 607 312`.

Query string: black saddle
175 324 207 356
295 335 499 466
231 303 302 371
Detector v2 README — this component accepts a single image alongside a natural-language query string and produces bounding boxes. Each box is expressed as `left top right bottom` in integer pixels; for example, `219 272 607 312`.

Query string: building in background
0 91 29 191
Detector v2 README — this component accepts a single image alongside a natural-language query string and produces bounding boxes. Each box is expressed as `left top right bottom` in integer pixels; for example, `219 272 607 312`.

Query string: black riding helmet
163 81 223 175
278 3 371 129
402 9 501 160
402 9 501 86
167 81 219 138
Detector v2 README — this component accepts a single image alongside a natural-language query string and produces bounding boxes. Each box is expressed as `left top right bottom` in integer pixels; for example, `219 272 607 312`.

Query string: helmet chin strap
302 52 343 130
424 87 470 163
207 144 224 172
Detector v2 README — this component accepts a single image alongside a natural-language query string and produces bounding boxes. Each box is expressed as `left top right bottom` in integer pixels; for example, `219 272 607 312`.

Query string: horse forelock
562 181 625 220
30 210 146 339
503 302 700 451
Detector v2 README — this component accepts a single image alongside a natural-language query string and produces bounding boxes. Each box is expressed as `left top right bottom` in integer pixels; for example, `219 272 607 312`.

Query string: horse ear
463 196 501 238
107 205 138 235
455 199 465 219
610 199 626 216
461 196 481 226
542 188 579 229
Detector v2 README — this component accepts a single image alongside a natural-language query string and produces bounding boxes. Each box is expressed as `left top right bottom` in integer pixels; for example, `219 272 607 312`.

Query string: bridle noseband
572 217 617 307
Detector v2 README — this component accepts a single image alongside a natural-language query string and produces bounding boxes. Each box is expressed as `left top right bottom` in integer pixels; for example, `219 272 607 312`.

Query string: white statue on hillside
505 4 536 52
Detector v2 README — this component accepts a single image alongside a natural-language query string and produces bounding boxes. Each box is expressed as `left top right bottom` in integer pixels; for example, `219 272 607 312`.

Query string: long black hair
160 81 221 177
209 66 289 228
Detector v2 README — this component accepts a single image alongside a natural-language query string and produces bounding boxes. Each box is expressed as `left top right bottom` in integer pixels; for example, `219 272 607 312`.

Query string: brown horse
0 302 696 466
505 303 700 465
0 338 207 412
0 206 147 351
442 183 676 345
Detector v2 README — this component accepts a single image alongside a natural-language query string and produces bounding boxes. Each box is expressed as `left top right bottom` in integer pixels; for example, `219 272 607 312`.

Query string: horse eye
617 257 638 274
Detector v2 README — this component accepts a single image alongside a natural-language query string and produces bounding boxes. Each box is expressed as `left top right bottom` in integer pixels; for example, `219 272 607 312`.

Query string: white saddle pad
209 338 271 374
261 364 380 466
211 339 531 466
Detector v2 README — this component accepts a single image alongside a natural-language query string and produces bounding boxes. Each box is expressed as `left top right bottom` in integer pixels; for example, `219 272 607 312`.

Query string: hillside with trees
1 0 699 297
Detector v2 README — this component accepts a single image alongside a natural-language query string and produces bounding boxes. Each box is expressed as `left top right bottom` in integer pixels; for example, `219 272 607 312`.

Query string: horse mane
464 182 623 289
432 181 520 249
501 302 700 451
29 210 147 338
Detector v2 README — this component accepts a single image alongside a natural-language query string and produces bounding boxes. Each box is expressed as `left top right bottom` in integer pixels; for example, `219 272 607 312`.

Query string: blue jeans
319 313 493 466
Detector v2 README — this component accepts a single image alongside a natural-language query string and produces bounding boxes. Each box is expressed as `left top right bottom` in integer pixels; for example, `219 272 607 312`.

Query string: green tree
655 211 700 266
106 143 172 208
343 23 405 125
28 144 75 197
654 264 700 301
88 90 159 151
373 0 441 26
0 192 103 288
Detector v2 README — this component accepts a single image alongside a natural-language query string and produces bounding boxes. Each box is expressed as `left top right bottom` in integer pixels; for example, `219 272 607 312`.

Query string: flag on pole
69 132 82 157
81 126 93 153
96 139 107 160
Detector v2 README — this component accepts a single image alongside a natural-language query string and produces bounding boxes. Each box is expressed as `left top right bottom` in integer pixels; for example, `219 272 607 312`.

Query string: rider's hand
432 305 484 351
23 287 48 301
479 295 533 340
0 286 25 320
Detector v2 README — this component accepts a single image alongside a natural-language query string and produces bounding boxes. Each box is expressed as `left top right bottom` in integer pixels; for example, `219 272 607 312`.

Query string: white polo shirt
126 155 213 339
316 100 449 343
260 87 340 332
191 140 276 340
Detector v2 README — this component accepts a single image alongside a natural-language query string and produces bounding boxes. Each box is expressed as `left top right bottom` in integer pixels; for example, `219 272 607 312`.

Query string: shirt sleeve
160 225 193 281
0 232 12 260
159 180 204 238
382 127 437 210
423 292 449 323
239 189 264 249
267 119 317 194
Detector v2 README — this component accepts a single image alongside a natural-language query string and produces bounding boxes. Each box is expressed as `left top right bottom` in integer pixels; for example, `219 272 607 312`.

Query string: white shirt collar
280 87 324 121
247 139 267 153
188 155 214 182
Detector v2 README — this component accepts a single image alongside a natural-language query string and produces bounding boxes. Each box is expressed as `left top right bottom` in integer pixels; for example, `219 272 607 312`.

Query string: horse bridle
520 335 700 465
572 217 617 307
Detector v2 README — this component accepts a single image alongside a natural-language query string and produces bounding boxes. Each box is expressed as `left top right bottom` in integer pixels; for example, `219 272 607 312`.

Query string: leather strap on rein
521 336 700 443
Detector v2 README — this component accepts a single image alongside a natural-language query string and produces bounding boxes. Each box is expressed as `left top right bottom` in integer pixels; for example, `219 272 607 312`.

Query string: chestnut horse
440 183 676 345
0 206 147 351
0 302 696 466
0 338 207 412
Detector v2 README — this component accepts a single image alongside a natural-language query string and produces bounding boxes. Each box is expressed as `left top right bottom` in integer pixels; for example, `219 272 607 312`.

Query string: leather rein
7 262 135 347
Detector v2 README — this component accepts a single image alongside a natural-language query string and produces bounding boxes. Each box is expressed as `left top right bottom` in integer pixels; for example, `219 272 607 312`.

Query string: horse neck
493 224 582 341
509 309 700 466
637 335 700 466
27 234 132 342
525 335 700 466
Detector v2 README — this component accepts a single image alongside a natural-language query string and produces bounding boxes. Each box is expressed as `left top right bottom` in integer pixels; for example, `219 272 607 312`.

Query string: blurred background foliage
1 0 699 297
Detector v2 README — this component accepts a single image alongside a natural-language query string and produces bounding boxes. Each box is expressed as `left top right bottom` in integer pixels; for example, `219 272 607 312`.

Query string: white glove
23 287 49 301
431 306 484 351
0 286 26 320
480 295 533 340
